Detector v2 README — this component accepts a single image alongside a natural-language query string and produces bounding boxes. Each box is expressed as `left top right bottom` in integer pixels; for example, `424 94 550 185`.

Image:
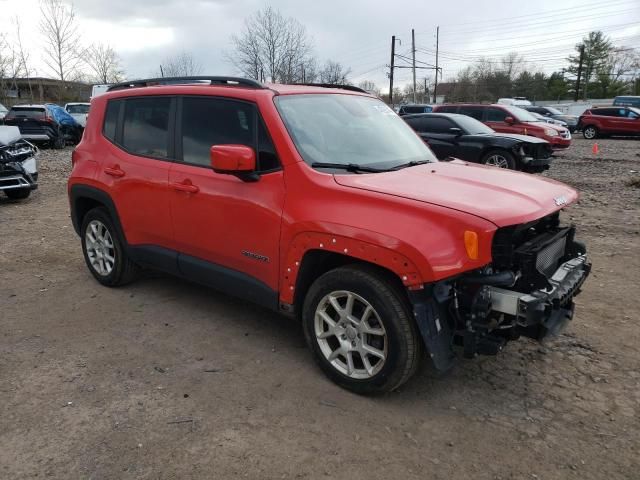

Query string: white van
497 97 532 107
90 84 110 99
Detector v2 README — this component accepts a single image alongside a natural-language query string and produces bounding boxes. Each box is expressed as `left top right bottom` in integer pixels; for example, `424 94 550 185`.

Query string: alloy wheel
314 290 388 379
85 220 115 276
485 154 510 168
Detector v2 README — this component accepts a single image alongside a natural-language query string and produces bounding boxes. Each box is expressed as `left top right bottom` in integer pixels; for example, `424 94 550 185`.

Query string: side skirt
127 245 279 312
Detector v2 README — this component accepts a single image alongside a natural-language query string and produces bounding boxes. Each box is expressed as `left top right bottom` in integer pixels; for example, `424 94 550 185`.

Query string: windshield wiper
389 160 432 171
310 162 389 173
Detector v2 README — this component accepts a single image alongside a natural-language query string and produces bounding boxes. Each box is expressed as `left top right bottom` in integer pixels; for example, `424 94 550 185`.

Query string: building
0 77 91 106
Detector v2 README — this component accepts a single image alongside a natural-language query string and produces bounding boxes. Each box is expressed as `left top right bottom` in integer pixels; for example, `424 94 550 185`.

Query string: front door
168 96 285 306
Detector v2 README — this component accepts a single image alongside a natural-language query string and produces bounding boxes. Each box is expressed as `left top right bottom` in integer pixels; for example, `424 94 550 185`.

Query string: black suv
3 104 70 148
404 113 552 172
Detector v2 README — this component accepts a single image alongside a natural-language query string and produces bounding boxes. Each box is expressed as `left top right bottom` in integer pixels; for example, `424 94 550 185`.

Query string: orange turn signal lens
464 230 479 260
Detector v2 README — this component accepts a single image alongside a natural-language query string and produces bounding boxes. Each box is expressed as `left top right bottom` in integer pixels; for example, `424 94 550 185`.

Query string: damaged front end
0 126 39 197
410 212 591 371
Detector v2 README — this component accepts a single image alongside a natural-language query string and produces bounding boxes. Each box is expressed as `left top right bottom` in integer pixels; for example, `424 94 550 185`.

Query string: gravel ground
1 137 639 479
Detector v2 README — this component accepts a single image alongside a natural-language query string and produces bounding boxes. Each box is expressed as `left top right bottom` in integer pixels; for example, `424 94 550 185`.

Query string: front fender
279 225 427 304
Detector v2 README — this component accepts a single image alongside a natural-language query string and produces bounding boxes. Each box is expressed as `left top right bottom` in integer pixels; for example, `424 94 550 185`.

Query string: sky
2 0 639 91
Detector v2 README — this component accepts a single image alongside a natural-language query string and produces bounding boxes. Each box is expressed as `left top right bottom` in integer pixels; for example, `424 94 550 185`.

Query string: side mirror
449 127 463 136
210 144 258 181
504 116 515 124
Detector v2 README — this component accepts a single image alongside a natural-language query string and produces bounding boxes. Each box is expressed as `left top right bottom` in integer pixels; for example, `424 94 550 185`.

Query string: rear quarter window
103 100 121 142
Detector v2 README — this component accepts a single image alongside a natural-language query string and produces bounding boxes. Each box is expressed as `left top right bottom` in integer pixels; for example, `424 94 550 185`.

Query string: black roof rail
106 76 266 92
292 83 369 94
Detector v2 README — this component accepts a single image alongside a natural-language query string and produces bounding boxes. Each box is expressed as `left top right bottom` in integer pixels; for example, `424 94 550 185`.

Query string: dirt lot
1 138 639 480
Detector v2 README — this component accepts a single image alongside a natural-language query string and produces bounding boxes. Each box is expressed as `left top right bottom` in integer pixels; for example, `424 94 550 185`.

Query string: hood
0 126 22 146
333 161 577 227
490 132 549 144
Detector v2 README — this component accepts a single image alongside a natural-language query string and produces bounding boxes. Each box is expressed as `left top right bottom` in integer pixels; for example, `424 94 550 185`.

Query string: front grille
536 235 567 276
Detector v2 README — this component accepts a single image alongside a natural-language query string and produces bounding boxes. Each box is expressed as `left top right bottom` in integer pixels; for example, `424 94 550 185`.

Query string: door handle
104 165 125 178
171 180 199 194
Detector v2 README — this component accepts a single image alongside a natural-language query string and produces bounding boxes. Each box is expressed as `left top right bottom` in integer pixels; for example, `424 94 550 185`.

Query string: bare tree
85 43 124 84
318 60 350 84
358 80 380 96
159 51 202 77
0 33 23 105
39 0 82 86
14 18 34 101
229 7 314 83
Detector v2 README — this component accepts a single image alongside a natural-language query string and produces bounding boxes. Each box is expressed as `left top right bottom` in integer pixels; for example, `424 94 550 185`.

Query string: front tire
481 149 517 170
302 265 422 394
81 207 138 286
583 125 598 139
4 188 31 199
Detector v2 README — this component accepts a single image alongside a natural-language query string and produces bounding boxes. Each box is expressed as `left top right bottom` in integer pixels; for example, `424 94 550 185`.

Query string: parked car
0 103 8 122
3 104 82 148
433 103 572 149
613 96 640 108
65 102 90 128
403 113 552 172
578 106 640 139
46 104 83 143
529 111 569 128
398 104 433 116
0 125 39 199
522 105 578 132
68 76 590 394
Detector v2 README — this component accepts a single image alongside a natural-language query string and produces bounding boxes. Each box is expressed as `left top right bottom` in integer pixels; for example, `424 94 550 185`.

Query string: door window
180 97 279 172
458 106 483 120
103 99 121 142
486 107 508 122
422 117 456 133
121 97 171 158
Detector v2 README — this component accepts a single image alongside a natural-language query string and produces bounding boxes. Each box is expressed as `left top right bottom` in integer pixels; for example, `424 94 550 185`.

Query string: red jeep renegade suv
68 77 590 394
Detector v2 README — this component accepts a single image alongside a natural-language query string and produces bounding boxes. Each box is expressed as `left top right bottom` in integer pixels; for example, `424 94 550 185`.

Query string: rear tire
481 149 517 170
4 188 31 199
81 207 138 286
53 130 65 149
302 265 422 394
583 126 598 139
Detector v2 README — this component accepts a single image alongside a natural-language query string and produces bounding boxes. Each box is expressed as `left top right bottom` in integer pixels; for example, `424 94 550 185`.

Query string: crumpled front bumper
487 254 590 339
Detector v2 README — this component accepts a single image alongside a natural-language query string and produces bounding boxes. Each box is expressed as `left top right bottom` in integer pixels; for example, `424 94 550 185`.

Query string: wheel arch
69 184 126 244
281 231 428 312
291 250 411 317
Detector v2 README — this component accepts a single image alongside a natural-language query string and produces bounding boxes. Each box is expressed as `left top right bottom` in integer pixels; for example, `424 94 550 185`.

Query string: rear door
617 108 639 134
168 96 285 304
98 96 176 259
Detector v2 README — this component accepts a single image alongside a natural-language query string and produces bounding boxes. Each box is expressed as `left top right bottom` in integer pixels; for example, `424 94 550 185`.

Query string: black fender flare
68 184 127 245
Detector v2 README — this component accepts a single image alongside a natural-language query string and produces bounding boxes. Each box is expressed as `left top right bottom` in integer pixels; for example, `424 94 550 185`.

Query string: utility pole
575 44 584 102
389 35 396 106
433 26 439 104
424 77 428 103
412 29 417 103
160 65 164 78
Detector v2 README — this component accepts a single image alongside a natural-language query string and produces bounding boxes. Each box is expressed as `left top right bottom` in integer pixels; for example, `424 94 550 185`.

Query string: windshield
66 104 89 114
501 105 540 122
545 106 563 115
452 114 494 135
629 107 640 116
275 94 437 169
